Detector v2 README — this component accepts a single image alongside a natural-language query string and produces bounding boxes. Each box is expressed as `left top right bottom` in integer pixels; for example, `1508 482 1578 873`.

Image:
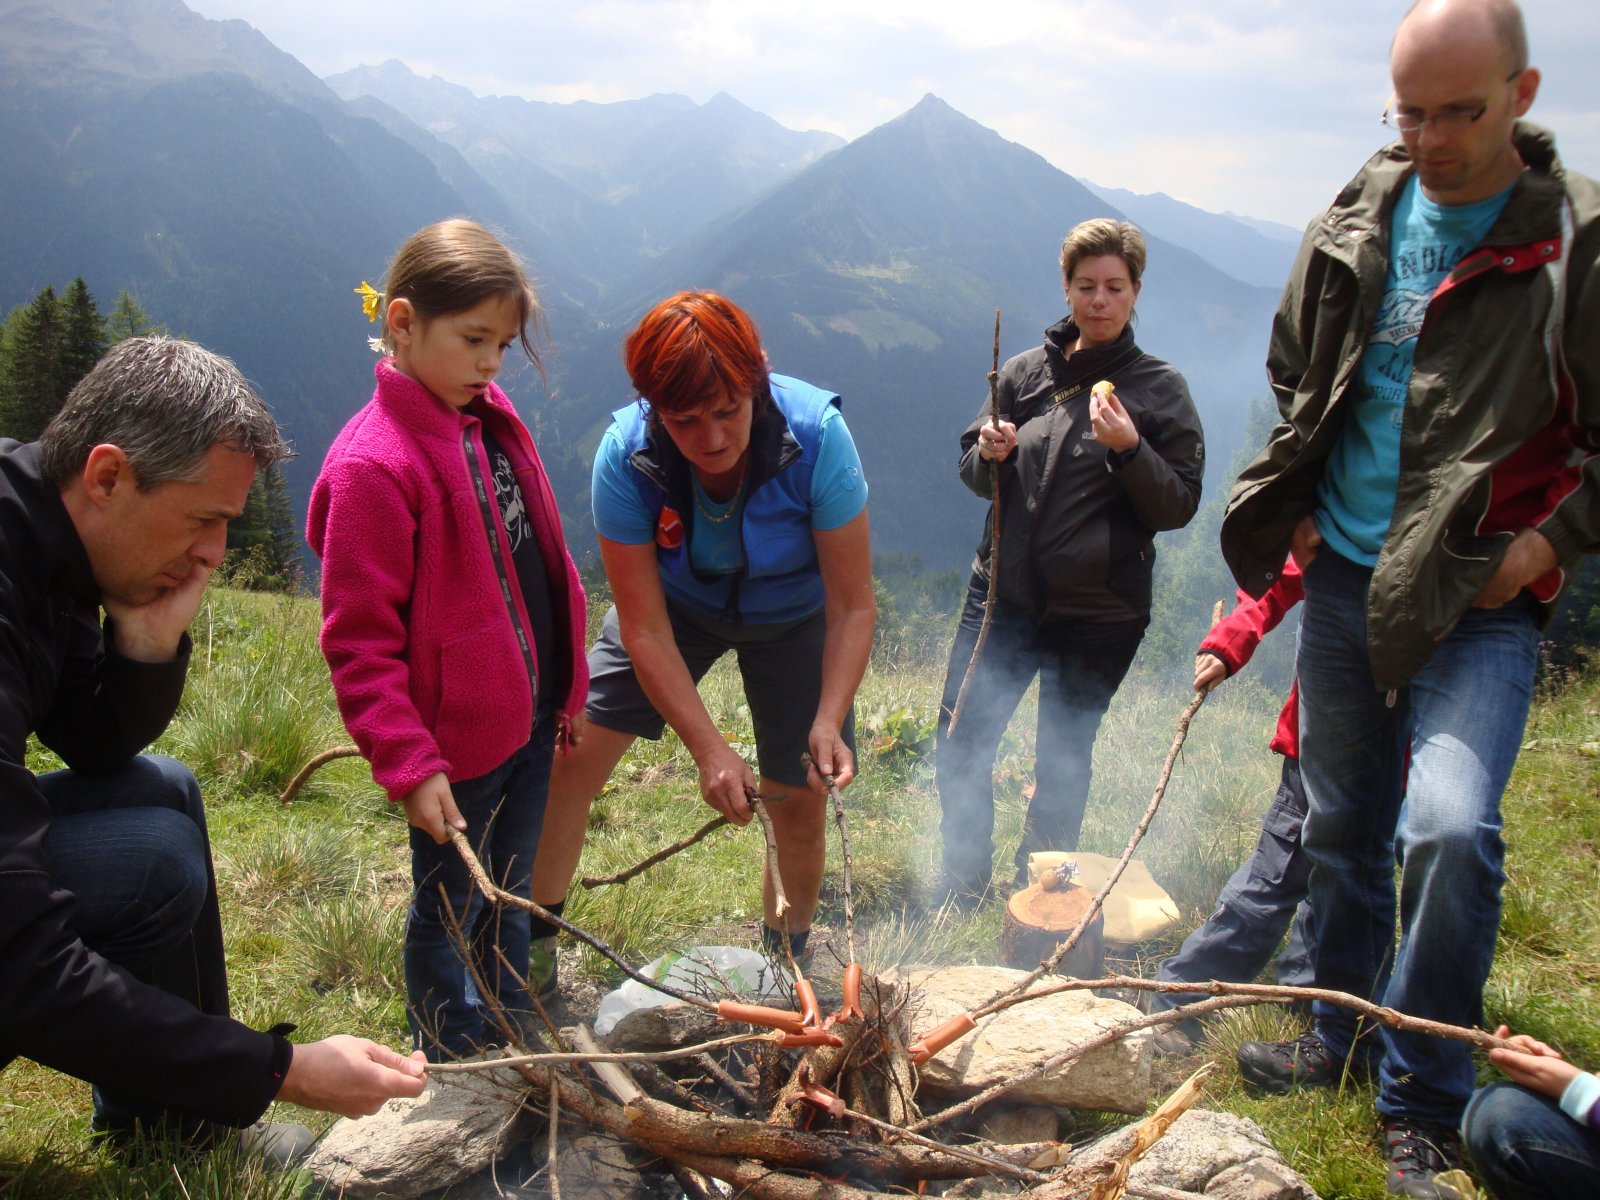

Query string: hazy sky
187 0 1599 229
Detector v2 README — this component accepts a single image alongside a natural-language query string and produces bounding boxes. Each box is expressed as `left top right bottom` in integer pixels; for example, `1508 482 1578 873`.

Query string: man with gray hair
1220 1 1600 1195
0 336 426 1153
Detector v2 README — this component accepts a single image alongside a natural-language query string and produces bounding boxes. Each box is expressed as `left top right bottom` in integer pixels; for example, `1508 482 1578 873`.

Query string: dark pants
1150 755 1316 1028
936 575 1146 885
1463 1082 1600 1200
39 755 228 1132
405 714 556 1060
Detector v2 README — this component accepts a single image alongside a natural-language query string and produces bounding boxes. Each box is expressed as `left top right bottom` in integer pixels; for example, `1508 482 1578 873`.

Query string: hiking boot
529 935 559 1003
1383 1119 1466 1198
1236 1029 1359 1093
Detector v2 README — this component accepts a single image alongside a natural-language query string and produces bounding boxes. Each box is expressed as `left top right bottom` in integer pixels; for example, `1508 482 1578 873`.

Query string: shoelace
1387 1124 1462 1177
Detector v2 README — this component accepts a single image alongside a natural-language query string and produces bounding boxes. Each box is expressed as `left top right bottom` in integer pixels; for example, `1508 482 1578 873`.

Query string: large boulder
303 1065 535 1199
892 965 1152 1114
1079 1108 1320 1200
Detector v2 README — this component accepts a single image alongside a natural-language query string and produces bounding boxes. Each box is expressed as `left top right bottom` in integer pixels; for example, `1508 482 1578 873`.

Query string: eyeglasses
1382 68 1522 134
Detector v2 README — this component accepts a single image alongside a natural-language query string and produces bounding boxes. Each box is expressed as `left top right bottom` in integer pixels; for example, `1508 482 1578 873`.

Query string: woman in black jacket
935 218 1205 903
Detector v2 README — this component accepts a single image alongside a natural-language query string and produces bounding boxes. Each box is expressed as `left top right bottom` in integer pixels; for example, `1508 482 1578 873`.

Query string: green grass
2 583 1595 1199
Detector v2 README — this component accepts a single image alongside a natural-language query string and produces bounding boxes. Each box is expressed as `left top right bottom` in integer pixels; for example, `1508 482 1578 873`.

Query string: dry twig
580 814 730 889
945 307 1003 737
279 744 359 805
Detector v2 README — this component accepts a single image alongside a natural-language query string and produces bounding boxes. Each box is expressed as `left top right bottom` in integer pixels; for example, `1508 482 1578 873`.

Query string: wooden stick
835 1107 1056 1186
447 828 718 1011
279 744 359 805
1088 1065 1212 1200
428 1033 774 1073
911 994 1257 1132
944 307 1003 738
579 815 730 889
546 1073 562 1200
980 690 1207 1011
807 755 857 965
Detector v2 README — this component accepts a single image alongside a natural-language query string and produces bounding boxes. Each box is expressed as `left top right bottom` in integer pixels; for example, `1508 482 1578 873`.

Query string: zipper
462 426 539 717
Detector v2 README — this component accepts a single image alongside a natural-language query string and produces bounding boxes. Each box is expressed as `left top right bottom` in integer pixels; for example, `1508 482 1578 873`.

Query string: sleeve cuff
1559 1070 1600 1125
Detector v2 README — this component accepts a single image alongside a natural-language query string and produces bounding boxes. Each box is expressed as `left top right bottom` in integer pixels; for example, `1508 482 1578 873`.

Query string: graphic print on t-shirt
491 448 531 551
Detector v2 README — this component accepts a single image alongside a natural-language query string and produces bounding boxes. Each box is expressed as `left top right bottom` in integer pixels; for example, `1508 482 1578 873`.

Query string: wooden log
999 879 1106 978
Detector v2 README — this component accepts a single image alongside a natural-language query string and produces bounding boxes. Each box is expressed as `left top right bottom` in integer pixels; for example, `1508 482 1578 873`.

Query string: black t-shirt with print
480 425 567 716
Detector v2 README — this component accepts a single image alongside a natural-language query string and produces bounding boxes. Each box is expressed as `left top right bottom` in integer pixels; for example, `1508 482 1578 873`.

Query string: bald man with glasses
1218 1 1600 1196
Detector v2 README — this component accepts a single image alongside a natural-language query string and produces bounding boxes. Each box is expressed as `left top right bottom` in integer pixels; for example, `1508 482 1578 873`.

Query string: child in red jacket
309 220 588 1059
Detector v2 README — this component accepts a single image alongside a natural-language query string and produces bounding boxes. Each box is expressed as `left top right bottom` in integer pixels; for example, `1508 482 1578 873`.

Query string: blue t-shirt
1315 175 1514 565
591 402 867 574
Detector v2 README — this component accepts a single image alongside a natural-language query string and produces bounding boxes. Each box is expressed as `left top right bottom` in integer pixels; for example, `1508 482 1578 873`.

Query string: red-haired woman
528 291 875 987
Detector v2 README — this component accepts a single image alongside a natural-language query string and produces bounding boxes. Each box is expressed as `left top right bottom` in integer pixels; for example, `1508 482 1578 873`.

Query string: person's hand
805 722 856 792
564 710 588 748
1473 528 1558 609
103 560 212 663
695 741 758 825
1194 652 1229 693
276 1036 427 1118
1290 515 1322 570
977 419 1018 462
400 773 465 844
1089 386 1140 453
1488 1025 1580 1100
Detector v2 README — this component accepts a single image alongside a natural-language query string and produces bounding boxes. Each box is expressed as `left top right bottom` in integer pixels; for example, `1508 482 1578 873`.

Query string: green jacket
1222 123 1600 689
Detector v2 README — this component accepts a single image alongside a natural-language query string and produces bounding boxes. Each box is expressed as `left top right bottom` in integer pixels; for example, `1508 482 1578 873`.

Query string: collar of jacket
0 440 100 608
371 357 520 442
1041 318 1139 370
1312 121 1569 265
627 387 803 506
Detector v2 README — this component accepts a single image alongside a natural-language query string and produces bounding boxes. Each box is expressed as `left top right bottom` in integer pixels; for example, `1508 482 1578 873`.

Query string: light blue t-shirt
1315 175 1514 565
591 402 867 575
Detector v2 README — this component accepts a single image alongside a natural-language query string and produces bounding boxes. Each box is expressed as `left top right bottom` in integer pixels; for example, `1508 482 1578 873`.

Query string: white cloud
189 0 1599 227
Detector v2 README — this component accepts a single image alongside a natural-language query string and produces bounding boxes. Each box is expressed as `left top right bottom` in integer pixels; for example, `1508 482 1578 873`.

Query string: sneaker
529 935 558 1003
1383 1119 1466 1198
1236 1029 1357 1093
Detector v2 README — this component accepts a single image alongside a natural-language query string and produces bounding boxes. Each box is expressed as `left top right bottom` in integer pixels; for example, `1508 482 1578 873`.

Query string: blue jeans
1151 755 1316 1026
936 575 1146 883
1462 1082 1600 1200
39 755 228 1132
405 715 556 1060
1298 551 1540 1126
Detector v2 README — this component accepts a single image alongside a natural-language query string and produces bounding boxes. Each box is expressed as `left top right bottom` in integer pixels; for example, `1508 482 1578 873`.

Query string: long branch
429 1033 773 1073
983 689 1206 1010
279 744 359 805
944 307 1003 738
580 814 730 889
447 827 716 1011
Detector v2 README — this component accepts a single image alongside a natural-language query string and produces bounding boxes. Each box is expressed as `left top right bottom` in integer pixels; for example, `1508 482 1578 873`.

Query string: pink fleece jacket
307 359 589 801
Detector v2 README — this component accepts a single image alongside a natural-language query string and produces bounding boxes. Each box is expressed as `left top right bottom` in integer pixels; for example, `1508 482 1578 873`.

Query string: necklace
693 471 746 523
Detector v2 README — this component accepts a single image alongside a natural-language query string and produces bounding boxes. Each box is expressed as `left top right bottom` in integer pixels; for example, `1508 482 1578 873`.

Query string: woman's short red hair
623 291 769 418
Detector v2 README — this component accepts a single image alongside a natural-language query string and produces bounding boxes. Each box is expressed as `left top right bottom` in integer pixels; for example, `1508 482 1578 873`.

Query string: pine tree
58 278 108 389
106 289 162 343
0 286 66 441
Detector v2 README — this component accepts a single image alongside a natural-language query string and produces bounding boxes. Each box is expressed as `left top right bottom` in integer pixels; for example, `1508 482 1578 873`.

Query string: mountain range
0 0 1286 571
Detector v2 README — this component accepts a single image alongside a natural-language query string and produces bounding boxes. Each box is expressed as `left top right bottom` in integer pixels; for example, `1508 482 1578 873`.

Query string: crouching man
0 336 426 1152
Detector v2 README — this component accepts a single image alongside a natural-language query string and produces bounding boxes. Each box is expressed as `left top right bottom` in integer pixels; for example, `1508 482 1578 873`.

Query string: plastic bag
594 945 792 1036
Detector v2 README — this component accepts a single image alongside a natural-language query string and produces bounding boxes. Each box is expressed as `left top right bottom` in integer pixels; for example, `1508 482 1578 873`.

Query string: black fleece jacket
959 320 1205 622
0 440 283 1126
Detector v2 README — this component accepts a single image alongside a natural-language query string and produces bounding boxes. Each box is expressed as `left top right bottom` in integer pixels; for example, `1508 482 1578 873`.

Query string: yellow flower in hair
354 281 383 323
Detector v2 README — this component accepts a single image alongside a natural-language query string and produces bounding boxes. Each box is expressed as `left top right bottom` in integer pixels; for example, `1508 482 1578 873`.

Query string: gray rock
1205 1158 1319 1200
603 1000 724 1051
973 1105 1059 1146
1076 1109 1320 1200
303 1065 534 1199
547 1132 656 1200
892 965 1152 1114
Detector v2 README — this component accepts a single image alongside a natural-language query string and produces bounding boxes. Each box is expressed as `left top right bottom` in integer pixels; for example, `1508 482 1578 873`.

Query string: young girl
309 219 588 1060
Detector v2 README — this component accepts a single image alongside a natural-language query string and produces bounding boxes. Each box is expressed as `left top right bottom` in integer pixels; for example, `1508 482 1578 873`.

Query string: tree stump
999 878 1105 978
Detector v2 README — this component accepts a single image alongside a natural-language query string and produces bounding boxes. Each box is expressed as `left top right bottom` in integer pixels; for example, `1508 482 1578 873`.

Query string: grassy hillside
0 585 1594 1198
